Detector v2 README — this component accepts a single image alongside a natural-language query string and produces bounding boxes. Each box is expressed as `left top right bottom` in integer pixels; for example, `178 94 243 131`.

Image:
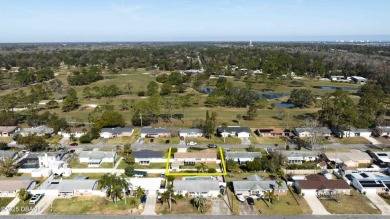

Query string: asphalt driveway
240 137 251 145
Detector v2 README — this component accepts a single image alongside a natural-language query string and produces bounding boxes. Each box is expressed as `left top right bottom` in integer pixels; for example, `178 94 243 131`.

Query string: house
15 152 40 169
281 151 317 164
38 152 69 168
100 126 134 139
225 152 262 164
330 75 345 81
254 128 290 137
43 179 98 197
18 125 54 137
351 76 368 84
332 127 372 138
126 177 164 195
59 127 90 138
232 175 288 197
132 150 166 165
178 128 203 138
0 180 37 197
293 127 331 138
350 172 390 194
10 67 20 73
324 151 372 168
294 174 351 196
370 152 390 166
173 149 217 164
140 127 171 138
79 151 116 167
217 126 251 138
0 126 17 137
173 180 221 198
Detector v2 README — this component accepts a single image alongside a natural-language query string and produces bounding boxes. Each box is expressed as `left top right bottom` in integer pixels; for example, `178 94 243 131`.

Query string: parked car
247 197 254 205
180 136 184 140
70 143 78 147
186 141 197 146
207 144 217 148
29 194 43 205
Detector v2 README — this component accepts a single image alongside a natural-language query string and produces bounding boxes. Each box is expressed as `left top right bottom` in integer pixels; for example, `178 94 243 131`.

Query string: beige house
172 149 217 170
0 180 37 197
324 151 372 168
0 126 17 137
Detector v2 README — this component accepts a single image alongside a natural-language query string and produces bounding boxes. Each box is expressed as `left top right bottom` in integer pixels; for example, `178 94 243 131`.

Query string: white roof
126 177 163 191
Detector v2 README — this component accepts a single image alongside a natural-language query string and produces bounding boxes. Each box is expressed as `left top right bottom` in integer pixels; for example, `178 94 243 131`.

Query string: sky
0 0 390 42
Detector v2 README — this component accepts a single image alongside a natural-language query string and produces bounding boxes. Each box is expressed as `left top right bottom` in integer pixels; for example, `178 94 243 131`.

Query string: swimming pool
183 176 213 181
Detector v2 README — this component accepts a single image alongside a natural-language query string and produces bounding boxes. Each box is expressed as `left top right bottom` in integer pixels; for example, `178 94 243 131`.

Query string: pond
200 87 215 94
275 103 295 108
315 86 359 91
257 93 290 99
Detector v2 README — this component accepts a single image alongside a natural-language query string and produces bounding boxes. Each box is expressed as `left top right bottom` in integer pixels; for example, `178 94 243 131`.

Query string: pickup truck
186 141 198 146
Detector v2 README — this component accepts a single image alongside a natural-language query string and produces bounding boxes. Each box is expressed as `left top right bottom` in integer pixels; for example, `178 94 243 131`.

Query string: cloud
108 1 146 20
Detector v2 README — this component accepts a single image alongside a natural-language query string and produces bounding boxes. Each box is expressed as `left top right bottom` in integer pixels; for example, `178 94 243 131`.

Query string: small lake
257 93 290 99
200 87 215 94
315 86 359 91
275 103 295 108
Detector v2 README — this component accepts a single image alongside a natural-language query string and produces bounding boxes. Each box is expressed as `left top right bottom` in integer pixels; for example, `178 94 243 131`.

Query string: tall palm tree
191 196 206 212
18 188 29 203
162 184 176 210
135 186 145 198
0 157 17 177
197 163 208 173
276 180 284 201
263 190 276 206
98 174 129 205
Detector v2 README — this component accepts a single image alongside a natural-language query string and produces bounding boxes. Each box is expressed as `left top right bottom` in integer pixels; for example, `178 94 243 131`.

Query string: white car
186 141 198 146
29 194 43 205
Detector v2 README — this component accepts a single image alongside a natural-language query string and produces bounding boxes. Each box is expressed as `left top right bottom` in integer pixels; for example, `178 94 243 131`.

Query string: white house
225 152 262 164
42 179 99 197
293 127 331 138
79 151 116 167
140 127 171 138
18 125 54 137
178 128 203 138
0 180 37 197
217 126 251 138
0 126 17 137
100 126 134 139
59 127 90 138
370 152 390 165
350 172 390 194
281 151 317 164
232 175 288 197
332 127 372 138
173 149 217 164
173 180 220 198
132 150 167 165
126 177 164 195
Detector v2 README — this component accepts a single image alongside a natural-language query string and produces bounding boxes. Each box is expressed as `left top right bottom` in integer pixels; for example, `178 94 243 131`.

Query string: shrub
217 194 223 199
207 168 217 173
0 142 9 150
79 135 92 143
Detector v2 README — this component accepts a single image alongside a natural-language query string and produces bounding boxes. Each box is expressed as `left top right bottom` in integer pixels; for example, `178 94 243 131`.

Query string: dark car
207 144 217 148
70 143 78 147
141 195 147 204
247 197 254 205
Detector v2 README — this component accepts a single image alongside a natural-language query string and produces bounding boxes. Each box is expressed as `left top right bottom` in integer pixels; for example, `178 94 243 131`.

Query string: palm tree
51 139 60 151
276 180 283 201
0 157 17 177
191 196 206 212
18 188 29 203
221 123 228 143
98 174 129 205
135 186 145 198
196 163 208 173
161 184 176 210
263 190 276 206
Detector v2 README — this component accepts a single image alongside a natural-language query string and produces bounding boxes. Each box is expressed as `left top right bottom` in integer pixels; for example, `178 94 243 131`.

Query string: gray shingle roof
294 127 331 134
179 128 203 134
233 180 287 192
246 174 265 181
101 126 134 134
281 150 317 158
19 125 54 135
225 152 262 160
140 127 171 134
48 180 98 192
133 150 163 158
173 180 220 193
79 151 116 159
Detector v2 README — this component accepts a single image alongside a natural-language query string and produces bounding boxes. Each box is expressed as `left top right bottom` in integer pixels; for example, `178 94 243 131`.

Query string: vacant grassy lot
155 197 211 215
254 191 311 215
105 137 138 145
134 163 166 169
252 135 288 145
333 137 371 144
186 136 241 145
45 196 141 214
320 190 381 214
0 197 14 209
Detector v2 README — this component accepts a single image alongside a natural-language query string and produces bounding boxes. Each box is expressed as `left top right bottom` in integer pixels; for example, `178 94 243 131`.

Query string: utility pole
139 112 143 127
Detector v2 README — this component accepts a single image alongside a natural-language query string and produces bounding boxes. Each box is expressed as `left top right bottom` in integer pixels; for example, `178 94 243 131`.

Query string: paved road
366 193 390 215
303 195 330 215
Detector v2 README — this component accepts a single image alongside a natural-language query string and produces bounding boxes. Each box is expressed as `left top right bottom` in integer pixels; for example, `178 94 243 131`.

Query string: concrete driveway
364 136 382 145
239 201 256 215
240 137 251 145
366 193 390 215
27 195 56 215
210 197 231 215
303 195 330 215
141 194 157 215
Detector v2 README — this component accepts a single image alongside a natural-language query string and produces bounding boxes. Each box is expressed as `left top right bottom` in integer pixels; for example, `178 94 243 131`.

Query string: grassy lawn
105 137 138 145
333 137 371 144
117 160 129 169
46 135 63 144
252 135 288 145
226 188 240 215
99 162 115 168
0 136 14 143
320 189 381 214
186 136 242 145
144 137 180 145
45 196 141 214
155 197 211 215
379 193 390 205
68 173 107 179
0 197 14 208
253 192 311 215
134 163 166 169
68 158 88 168
10 195 37 214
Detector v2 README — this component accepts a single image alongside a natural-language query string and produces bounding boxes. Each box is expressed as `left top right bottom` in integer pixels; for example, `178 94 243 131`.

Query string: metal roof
174 180 220 193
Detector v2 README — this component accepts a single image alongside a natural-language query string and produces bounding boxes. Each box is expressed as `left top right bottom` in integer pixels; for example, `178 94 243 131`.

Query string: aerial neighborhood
1 41 390 217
